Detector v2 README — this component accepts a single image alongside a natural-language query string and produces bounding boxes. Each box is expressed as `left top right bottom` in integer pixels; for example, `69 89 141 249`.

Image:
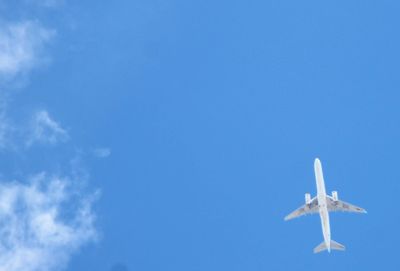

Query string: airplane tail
313 240 345 253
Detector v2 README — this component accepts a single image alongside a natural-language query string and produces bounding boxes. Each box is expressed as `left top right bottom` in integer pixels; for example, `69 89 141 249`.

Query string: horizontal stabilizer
331 240 346 251
313 240 345 253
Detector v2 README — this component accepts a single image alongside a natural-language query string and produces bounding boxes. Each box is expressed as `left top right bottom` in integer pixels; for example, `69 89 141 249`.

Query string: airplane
284 158 366 253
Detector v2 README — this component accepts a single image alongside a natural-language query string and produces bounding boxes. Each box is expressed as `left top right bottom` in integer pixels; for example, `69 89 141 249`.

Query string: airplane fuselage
314 158 331 252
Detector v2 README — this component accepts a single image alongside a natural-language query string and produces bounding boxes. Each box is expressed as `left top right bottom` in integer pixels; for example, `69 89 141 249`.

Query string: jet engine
332 191 338 201
305 193 311 205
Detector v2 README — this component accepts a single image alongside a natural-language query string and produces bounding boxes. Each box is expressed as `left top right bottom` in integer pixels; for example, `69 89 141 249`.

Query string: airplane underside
284 158 366 253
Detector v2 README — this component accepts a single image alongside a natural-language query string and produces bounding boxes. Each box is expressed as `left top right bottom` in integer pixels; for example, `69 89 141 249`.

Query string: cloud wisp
93 148 112 159
0 173 98 271
26 110 69 147
0 20 54 82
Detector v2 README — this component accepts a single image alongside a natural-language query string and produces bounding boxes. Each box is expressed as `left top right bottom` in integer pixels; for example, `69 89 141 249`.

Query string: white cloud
93 148 111 159
0 20 54 81
27 110 69 146
0 173 98 271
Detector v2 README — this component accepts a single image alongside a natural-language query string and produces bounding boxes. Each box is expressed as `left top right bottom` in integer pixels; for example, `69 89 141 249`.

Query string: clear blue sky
3 0 400 270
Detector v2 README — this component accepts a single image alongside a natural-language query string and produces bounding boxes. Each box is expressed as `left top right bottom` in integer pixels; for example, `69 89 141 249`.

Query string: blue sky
0 0 399 270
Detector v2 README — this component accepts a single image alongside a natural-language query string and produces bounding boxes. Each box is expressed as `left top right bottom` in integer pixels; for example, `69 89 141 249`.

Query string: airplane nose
314 158 322 170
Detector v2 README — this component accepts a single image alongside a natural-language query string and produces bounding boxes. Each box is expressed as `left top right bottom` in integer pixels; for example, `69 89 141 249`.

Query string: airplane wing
284 197 319 221
326 196 367 213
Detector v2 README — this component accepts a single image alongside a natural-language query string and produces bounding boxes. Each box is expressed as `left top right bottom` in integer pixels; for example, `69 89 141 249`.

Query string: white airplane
284 158 366 253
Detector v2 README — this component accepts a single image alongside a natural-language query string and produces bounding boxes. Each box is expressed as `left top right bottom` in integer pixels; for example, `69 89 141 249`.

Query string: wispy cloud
27 110 69 146
0 7 101 271
0 20 54 149
0 20 54 82
0 173 98 271
93 148 112 159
